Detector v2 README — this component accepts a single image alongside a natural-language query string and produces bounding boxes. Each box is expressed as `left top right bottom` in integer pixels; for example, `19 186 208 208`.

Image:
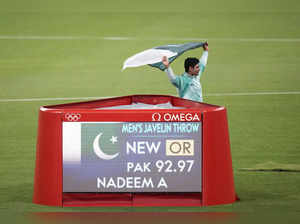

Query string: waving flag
122 42 205 71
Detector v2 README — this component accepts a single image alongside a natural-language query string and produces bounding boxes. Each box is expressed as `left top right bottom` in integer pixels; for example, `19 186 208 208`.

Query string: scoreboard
63 122 202 192
33 95 237 207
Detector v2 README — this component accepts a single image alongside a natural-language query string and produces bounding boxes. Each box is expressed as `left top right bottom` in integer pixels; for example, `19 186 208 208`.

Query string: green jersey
164 51 208 102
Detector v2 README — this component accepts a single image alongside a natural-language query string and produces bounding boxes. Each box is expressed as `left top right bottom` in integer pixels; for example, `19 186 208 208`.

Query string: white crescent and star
93 133 119 160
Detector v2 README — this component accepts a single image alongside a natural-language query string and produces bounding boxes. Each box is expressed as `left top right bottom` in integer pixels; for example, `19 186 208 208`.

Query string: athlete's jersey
164 51 208 102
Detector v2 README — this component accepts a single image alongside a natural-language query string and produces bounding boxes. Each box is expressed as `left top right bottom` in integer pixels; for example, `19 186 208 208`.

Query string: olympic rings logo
65 113 81 122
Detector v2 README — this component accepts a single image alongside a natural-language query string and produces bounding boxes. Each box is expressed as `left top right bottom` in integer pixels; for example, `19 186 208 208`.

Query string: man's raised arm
200 42 209 66
197 42 209 79
162 56 177 85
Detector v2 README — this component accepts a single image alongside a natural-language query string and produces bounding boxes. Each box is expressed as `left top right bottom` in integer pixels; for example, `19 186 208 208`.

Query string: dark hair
184 57 199 72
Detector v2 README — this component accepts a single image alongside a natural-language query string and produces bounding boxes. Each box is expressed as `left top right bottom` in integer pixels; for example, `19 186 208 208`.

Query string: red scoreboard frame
33 95 237 207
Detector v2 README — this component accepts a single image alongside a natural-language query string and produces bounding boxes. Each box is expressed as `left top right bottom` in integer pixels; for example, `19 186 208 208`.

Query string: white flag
122 49 177 70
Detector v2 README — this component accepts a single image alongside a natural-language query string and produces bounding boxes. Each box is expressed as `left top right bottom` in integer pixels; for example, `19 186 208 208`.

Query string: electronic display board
63 122 202 192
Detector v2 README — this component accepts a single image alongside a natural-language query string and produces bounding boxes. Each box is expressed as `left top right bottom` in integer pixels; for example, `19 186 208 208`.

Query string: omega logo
152 113 162 121
152 112 200 122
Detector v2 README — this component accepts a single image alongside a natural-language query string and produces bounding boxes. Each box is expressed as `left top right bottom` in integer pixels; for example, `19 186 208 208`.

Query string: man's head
184 57 200 76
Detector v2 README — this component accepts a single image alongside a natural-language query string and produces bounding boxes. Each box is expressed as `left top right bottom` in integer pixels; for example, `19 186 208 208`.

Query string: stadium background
0 0 300 215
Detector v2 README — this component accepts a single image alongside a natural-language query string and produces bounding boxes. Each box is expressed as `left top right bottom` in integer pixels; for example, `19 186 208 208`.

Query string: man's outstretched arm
197 42 209 79
162 56 179 87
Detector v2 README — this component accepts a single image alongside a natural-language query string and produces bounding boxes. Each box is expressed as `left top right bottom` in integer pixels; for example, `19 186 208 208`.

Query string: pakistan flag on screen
81 123 121 162
122 42 205 71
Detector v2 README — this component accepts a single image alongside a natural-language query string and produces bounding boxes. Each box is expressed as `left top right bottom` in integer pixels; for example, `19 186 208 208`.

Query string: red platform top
41 95 222 112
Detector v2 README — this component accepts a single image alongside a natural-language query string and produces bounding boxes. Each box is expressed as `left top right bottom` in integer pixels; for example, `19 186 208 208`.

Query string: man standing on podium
162 42 209 102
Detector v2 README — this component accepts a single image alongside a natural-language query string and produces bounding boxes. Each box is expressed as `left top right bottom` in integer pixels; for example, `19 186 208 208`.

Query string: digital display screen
63 122 202 192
